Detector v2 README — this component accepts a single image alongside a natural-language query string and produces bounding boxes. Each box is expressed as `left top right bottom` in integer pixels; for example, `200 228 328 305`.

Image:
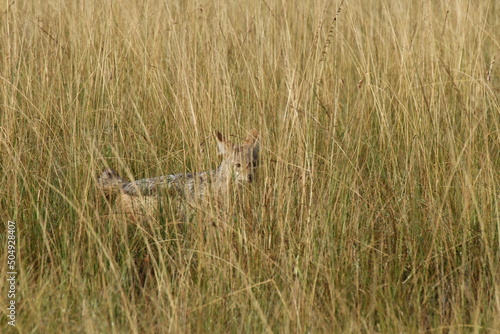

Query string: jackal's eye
235 163 241 168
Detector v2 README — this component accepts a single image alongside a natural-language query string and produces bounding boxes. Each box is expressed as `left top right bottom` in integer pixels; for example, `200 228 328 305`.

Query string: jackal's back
97 168 214 199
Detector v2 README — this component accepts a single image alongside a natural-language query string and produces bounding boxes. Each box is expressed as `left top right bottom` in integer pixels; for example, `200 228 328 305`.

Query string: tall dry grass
1 0 499 332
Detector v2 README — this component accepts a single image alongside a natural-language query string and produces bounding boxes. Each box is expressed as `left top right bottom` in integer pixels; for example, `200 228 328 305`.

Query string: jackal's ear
215 130 232 155
244 128 259 146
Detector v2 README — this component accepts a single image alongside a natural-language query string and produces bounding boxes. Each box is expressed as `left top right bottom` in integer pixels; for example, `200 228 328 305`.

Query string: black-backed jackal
98 129 259 220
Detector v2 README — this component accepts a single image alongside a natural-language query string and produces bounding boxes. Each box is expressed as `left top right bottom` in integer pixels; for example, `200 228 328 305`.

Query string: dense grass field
1 0 499 332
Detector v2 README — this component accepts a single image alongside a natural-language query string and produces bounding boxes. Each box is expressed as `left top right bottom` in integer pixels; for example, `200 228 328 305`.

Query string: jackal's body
98 129 259 219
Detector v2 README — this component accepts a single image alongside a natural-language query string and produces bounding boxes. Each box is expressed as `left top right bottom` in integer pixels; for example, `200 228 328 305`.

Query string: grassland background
1 0 499 332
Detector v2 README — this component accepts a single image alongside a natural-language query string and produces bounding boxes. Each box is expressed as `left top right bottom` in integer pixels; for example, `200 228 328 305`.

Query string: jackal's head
216 129 259 183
